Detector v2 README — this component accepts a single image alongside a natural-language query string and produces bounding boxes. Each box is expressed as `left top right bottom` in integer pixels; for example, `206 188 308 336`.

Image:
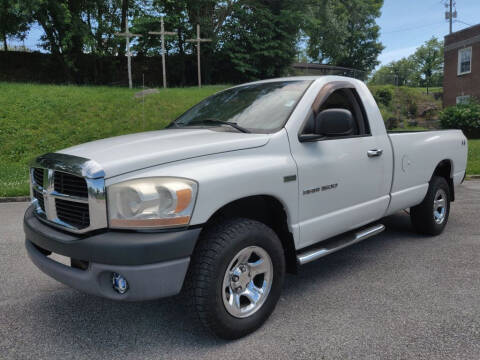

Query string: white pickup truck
24 76 468 339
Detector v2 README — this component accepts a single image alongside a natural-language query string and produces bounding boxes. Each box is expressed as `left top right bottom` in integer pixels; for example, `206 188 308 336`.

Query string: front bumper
24 205 201 301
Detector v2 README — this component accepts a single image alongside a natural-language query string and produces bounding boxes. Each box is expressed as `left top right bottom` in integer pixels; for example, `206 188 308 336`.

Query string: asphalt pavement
1 181 479 359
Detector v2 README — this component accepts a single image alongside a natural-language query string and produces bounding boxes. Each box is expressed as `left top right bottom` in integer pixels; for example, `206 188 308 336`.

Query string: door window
302 88 370 137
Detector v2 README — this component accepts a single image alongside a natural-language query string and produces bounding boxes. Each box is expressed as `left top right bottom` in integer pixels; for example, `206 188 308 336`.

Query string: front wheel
410 176 451 235
186 218 285 339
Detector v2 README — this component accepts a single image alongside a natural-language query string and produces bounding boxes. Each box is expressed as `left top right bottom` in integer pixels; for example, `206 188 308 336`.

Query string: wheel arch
432 159 454 201
198 195 298 274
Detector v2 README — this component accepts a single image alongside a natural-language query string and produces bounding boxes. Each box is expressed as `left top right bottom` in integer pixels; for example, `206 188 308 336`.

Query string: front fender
105 130 300 244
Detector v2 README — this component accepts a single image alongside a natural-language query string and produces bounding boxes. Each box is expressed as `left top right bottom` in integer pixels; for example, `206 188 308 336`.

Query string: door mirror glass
315 109 354 137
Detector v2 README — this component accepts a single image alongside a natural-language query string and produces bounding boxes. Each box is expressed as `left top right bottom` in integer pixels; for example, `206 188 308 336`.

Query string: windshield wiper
188 118 251 133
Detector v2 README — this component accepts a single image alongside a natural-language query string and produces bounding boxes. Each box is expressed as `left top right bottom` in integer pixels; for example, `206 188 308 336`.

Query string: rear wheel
186 218 285 339
410 176 450 235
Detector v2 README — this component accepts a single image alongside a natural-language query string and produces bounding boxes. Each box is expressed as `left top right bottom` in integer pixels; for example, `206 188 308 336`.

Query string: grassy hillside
0 83 227 197
0 83 478 197
368 85 443 130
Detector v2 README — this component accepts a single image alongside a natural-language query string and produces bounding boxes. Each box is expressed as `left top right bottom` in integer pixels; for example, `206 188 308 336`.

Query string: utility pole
186 24 212 88
444 0 457 34
149 16 176 88
449 0 453 34
115 17 142 88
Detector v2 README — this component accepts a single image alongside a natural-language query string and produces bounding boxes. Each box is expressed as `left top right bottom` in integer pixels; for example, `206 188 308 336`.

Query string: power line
454 19 472 27
382 22 445 35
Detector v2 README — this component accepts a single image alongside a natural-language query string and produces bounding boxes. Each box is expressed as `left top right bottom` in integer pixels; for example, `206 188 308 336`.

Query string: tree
411 37 443 93
370 37 444 89
133 0 300 83
221 0 303 80
0 0 30 51
304 0 384 75
118 0 129 55
370 58 415 86
132 0 238 84
24 0 133 80
25 1 83 55
84 0 125 56
23 0 87 81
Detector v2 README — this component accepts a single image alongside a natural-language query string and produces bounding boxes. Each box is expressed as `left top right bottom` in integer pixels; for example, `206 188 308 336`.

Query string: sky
10 0 480 68
377 0 479 65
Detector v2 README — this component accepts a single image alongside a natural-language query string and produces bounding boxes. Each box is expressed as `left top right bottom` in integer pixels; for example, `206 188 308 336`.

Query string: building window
456 95 471 104
458 47 472 75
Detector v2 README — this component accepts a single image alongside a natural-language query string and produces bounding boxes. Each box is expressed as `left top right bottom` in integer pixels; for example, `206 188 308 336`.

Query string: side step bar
296 224 385 265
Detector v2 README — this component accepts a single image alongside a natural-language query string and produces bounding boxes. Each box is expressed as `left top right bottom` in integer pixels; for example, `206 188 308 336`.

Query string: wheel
410 176 450 236
186 217 285 339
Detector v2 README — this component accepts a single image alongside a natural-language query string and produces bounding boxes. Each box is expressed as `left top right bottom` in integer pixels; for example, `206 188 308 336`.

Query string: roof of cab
228 75 363 89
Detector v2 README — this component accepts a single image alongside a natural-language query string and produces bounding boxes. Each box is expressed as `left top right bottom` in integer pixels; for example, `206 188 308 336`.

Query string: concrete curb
0 196 30 203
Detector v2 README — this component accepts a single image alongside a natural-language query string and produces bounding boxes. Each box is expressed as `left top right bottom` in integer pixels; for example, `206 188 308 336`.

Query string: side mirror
299 108 355 142
315 108 354 137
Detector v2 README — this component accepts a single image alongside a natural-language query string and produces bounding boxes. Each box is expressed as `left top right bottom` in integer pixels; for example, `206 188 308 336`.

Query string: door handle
367 149 383 157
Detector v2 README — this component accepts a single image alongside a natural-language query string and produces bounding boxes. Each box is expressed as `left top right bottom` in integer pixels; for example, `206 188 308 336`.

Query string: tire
185 217 285 339
410 176 450 236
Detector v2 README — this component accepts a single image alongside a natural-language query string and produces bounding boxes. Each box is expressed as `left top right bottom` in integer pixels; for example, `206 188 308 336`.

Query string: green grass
0 82 228 197
468 139 480 175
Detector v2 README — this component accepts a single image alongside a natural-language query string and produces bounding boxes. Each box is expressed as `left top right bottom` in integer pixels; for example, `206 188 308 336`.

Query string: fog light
112 272 128 294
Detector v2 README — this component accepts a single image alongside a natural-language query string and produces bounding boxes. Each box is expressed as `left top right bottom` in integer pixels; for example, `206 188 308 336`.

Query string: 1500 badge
303 183 338 195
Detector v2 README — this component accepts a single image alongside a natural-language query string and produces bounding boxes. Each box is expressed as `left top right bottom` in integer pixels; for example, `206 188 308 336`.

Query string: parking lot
1 181 479 359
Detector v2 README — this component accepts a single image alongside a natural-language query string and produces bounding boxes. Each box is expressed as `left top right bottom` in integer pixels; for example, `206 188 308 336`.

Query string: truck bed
385 130 467 215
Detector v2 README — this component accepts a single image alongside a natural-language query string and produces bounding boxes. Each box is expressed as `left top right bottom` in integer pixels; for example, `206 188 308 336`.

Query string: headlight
107 177 197 229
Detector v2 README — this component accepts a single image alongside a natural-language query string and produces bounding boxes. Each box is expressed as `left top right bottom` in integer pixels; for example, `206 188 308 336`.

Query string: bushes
440 102 480 138
405 99 418 118
385 117 398 130
372 86 394 106
369 85 443 130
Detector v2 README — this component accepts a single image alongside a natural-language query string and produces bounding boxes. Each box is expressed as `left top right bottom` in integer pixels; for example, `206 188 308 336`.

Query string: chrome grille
33 168 44 186
33 189 45 212
30 153 107 234
55 199 90 229
54 172 88 197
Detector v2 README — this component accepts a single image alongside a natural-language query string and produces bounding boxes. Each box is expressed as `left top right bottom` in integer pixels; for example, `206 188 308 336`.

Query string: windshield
170 80 312 133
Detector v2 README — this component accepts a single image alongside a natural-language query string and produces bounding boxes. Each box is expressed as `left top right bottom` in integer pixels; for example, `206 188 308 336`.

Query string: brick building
443 24 480 106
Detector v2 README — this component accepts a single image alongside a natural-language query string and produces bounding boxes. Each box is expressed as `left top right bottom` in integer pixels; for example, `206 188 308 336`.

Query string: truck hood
58 128 270 178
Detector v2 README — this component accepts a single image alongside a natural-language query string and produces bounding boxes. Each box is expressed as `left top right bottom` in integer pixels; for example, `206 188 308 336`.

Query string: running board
296 224 385 265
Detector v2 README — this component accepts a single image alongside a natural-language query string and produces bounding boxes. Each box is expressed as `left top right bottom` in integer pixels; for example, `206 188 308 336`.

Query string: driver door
290 84 390 249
